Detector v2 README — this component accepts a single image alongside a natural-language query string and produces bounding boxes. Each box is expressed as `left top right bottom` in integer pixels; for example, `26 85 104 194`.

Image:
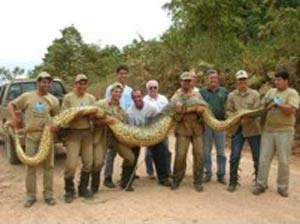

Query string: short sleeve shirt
62 92 96 129
143 94 169 113
12 91 60 137
264 87 299 132
200 86 228 120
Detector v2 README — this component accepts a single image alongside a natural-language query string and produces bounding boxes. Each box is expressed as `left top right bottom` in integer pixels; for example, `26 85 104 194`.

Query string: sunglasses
149 86 157 90
183 79 192 82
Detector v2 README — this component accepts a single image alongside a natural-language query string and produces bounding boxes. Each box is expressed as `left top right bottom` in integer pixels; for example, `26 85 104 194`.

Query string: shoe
252 185 265 195
227 184 237 192
278 189 288 198
121 185 135 192
217 178 227 185
44 197 56 206
159 179 172 187
194 184 204 192
104 177 116 188
78 171 93 198
204 175 211 183
64 177 76 203
24 198 36 208
134 174 140 180
170 182 180 190
64 194 75 203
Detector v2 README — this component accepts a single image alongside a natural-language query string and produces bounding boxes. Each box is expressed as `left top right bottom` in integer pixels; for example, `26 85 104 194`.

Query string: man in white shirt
143 80 172 178
103 65 133 188
120 89 171 191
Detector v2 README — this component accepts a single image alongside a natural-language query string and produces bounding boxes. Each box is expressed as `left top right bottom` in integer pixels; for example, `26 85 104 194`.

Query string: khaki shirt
264 87 299 133
62 92 96 129
226 88 261 137
171 88 205 136
12 91 60 139
93 98 125 144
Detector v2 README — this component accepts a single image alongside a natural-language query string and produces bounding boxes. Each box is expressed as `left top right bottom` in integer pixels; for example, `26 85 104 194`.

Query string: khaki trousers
173 135 204 185
25 133 54 200
64 129 93 178
257 131 294 191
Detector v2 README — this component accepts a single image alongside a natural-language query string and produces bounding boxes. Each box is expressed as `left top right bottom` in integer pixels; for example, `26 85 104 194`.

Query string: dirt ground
1 137 300 224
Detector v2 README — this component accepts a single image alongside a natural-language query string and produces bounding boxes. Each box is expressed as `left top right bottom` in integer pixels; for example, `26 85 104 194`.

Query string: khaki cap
75 74 88 82
110 82 123 91
36 71 52 81
180 71 193 80
235 70 248 79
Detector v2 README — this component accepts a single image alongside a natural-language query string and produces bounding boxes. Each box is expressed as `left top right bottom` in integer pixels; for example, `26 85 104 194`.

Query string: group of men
8 64 299 208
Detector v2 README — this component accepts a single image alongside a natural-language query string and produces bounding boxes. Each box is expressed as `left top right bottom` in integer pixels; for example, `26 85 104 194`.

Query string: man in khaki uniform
8 72 60 208
253 70 299 197
226 70 261 192
62 74 96 203
92 82 135 193
170 71 207 192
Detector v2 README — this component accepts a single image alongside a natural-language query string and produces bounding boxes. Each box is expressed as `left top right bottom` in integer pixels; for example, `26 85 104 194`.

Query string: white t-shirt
143 94 169 113
126 101 158 126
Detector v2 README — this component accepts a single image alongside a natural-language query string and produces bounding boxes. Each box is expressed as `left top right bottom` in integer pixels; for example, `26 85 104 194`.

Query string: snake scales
14 99 269 166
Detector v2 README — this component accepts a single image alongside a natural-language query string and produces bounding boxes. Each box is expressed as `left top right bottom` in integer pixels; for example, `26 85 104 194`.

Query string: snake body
14 100 267 166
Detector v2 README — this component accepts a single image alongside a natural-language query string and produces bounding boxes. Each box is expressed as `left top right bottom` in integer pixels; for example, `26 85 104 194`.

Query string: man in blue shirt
103 65 133 188
200 69 228 184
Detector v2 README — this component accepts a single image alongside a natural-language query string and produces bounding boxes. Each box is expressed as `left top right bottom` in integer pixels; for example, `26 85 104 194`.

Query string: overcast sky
0 0 171 70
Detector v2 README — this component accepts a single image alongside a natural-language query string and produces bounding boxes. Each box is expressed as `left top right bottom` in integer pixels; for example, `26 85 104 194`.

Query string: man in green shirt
200 69 228 184
253 70 299 197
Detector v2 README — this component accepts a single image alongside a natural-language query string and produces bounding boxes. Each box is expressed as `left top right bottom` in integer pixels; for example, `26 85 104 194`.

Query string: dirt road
1 138 300 224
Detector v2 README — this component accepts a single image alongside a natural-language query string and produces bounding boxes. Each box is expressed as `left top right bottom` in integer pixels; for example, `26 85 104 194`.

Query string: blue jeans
230 127 261 175
203 125 226 178
145 138 171 176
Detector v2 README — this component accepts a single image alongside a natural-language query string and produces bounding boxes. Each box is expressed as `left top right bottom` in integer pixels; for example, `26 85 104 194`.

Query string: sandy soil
1 137 300 224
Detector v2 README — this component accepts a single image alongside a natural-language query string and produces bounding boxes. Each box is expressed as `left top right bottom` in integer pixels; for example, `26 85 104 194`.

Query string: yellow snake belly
14 101 267 166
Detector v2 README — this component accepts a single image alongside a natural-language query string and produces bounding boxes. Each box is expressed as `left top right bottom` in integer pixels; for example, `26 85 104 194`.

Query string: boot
120 165 135 191
104 176 116 188
64 177 76 203
227 161 239 192
78 171 93 198
91 171 100 194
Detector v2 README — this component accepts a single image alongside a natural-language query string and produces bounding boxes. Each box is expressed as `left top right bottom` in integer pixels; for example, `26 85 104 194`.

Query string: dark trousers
148 140 170 183
230 127 261 175
120 147 140 188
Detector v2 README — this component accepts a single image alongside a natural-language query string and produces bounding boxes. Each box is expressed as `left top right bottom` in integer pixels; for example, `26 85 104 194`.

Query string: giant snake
14 98 271 166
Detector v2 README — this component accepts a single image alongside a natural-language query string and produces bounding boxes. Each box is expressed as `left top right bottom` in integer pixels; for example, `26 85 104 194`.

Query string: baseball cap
36 71 52 81
235 70 248 79
180 71 193 80
75 74 88 82
110 82 123 91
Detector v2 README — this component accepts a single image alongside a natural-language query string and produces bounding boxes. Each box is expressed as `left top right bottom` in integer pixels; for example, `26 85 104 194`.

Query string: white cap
235 70 248 79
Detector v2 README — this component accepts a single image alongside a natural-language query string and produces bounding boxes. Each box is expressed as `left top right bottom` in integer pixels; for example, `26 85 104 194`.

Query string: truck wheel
5 135 20 164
